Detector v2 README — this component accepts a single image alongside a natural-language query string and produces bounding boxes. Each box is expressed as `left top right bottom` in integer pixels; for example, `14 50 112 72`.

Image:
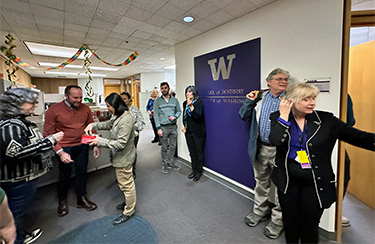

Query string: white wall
141 71 176 93
175 0 344 233
77 77 105 106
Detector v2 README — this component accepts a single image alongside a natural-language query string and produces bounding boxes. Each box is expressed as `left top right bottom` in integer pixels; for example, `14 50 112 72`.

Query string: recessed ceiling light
25 42 91 59
183 16 194 23
163 65 176 70
38 62 119 71
160 58 165 61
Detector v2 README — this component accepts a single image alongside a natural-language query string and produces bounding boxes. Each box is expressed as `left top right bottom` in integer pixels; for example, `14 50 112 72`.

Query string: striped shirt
259 91 285 143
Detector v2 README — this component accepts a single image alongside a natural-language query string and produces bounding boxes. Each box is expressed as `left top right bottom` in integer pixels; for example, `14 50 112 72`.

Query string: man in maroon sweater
44 85 99 217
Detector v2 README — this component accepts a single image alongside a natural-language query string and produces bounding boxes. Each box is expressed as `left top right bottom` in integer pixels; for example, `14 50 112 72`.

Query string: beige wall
1 56 31 87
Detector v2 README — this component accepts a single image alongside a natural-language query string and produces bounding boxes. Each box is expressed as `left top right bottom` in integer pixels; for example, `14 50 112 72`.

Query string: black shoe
151 138 159 143
158 141 161 146
57 200 69 217
77 196 97 211
193 172 202 181
188 172 196 179
116 202 126 210
113 213 134 226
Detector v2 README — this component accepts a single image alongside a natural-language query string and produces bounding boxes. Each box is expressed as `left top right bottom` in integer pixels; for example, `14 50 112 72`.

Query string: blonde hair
285 82 320 102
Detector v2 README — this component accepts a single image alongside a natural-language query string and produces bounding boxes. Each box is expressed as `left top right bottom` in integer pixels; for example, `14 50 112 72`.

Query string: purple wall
194 38 260 189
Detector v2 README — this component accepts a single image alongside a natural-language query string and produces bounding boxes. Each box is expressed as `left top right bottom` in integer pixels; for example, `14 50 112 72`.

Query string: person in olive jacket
84 93 136 227
269 82 375 244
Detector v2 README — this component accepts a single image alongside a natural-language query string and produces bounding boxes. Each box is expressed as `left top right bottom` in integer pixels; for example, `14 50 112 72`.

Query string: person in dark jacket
269 82 375 244
181 85 206 181
0 88 64 244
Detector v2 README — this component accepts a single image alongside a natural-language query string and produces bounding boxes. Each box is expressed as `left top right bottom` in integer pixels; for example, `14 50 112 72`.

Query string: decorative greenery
83 49 94 103
0 34 18 86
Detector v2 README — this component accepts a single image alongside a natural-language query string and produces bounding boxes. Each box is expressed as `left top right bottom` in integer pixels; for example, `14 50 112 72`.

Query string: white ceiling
0 0 277 79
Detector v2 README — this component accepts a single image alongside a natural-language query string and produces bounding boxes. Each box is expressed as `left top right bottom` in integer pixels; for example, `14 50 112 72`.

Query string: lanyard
293 118 308 150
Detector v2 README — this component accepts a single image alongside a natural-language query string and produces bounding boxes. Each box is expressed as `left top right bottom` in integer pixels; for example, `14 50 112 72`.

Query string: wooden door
104 84 121 98
347 40 375 209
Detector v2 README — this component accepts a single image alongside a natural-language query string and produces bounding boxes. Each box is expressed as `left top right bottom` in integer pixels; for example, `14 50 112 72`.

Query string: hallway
25 129 374 244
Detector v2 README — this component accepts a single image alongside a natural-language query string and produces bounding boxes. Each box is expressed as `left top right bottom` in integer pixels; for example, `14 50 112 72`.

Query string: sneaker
166 163 173 169
171 164 181 170
342 216 351 227
263 221 283 239
24 228 43 244
161 165 168 174
244 213 270 227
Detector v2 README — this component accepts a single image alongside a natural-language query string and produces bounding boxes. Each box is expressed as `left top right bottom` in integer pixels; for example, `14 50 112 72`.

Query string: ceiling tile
90 19 116 31
191 19 216 32
87 28 111 39
146 14 171 28
249 0 276 8
97 0 130 15
117 16 144 29
35 16 64 29
94 10 122 24
64 12 93 26
64 30 86 40
205 10 234 26
29 0 64 10
101 37 124 48
64 23 89 33
30 4 64 20
189 1 219 18
112 25 136 36
64 1 96 18
223 0 257 17
148 34 166 43
206 0 238 8
1 0 31 14
124 6 154 22
156 3 186 22
168 0 203 10
164 21 187 33
68 0 100 8
131 30 153 40
132 0 168 12
179 27 201 38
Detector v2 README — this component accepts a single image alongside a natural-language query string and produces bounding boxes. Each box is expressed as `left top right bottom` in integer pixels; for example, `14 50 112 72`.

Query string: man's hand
158 129 163 137
246 90 259 101
93 146 100 158
168 115 176 121
59 151 74 164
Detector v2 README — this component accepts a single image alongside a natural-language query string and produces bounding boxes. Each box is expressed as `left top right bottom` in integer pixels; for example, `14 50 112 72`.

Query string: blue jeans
1 179 38 244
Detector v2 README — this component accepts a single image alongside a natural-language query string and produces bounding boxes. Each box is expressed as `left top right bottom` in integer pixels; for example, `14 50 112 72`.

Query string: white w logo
207 54 236 81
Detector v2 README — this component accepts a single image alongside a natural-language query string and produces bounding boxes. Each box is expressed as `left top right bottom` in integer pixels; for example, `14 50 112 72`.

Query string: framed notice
304 77 331 93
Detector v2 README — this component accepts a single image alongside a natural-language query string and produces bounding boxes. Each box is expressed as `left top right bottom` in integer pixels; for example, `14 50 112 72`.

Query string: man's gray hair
0 88 39 118
266 68 290 82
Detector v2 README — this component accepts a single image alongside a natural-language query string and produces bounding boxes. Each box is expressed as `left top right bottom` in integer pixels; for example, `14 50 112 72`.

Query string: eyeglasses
273 77 289 82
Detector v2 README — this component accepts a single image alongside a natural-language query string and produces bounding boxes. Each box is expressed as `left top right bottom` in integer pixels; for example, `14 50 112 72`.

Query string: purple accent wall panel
194 38 260 189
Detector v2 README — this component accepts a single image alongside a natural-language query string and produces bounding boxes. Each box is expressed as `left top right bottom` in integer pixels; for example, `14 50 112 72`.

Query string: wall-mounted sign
194 37 260 189
304 77 331 93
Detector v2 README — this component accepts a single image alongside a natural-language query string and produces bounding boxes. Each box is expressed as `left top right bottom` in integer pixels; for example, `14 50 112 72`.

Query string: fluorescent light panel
38 62 119 71
44 71 107 77
25 42 91 59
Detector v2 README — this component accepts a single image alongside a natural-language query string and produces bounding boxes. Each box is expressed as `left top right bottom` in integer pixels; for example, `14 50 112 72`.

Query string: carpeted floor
49 215 158 244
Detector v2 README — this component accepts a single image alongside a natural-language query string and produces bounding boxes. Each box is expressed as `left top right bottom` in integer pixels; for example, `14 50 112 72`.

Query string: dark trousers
150 117 159 140
57 144 89 201
185 132 205 173
1 179 38 244
278 177 324 244
343 150 351 196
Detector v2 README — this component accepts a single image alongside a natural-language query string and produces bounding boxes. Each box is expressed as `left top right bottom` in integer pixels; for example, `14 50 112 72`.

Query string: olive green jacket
92 111 135 168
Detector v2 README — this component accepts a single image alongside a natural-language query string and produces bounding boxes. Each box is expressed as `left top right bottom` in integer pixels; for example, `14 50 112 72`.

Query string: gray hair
266 68 290 82
185 85 199 100
0 88 39 118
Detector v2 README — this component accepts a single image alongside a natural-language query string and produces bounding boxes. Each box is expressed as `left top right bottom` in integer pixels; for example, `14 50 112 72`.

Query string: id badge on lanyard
295 150 311 169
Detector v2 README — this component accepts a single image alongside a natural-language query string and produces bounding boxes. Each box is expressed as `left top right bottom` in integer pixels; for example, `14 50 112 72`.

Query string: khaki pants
253 144 283 226
115 165 136 216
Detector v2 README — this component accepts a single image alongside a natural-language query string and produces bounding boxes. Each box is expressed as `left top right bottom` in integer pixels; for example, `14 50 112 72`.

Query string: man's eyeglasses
273 77 289 82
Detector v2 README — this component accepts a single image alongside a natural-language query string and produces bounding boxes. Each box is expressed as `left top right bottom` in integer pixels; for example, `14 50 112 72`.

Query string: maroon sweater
43 101 94 152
